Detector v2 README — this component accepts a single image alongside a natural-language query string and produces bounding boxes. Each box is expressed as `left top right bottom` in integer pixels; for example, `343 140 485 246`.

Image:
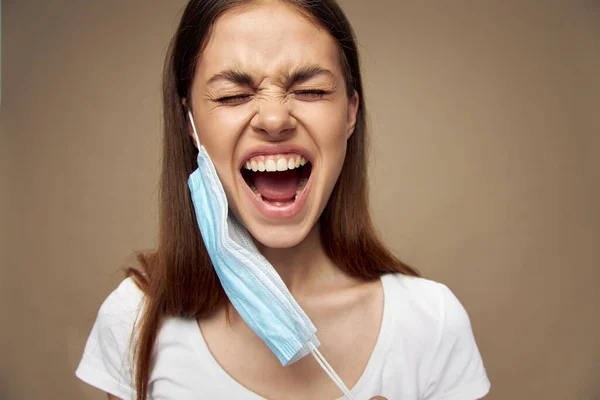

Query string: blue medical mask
186 111 355 399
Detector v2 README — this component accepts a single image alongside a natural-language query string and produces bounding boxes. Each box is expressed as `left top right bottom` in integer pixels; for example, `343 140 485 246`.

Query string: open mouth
241 153 312 207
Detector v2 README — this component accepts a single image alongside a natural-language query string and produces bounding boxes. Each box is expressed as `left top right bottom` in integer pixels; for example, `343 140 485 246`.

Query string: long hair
127 1 419 398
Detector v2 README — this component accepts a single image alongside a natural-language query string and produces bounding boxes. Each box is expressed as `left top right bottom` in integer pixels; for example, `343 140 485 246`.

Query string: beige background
1 1 598 399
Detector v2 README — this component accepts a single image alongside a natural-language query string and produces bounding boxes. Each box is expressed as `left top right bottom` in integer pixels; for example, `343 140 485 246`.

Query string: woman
76 0 490 399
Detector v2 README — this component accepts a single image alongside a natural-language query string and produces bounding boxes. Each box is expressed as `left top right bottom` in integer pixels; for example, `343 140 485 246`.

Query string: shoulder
91 277 146 358
380 273 490 399
381 273 477 354
97 277 145 321
382 273 468 327
75 278 145 399
92 277 146 342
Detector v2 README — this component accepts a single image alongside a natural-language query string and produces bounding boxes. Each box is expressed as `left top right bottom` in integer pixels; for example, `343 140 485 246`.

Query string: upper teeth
244 154 308 172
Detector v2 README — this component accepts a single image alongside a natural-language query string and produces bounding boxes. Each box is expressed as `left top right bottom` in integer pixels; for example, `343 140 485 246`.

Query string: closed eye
215 94 253 105
293 89 330 100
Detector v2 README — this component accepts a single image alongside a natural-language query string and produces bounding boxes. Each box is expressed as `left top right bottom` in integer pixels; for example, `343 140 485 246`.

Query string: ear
182 97 199 149
346 90 359 139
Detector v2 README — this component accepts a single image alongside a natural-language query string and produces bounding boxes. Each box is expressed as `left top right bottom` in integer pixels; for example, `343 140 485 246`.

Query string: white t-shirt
76 274 490 399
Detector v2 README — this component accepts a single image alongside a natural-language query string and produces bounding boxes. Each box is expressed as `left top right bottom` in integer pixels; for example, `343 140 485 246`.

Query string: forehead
197 2 343 82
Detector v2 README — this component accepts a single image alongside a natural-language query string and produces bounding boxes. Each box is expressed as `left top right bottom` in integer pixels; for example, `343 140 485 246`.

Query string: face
188 1 358 248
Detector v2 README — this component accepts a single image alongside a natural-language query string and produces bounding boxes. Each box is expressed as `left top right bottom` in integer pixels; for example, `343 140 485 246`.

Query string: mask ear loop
187 109 201 148
307 342 356 399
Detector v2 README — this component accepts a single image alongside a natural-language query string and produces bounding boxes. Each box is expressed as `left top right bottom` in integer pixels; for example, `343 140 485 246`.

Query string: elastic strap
308 342 355 399
187 110 201 147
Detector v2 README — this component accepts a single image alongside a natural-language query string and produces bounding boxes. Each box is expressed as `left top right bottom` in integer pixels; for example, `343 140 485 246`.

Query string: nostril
251 106 296 137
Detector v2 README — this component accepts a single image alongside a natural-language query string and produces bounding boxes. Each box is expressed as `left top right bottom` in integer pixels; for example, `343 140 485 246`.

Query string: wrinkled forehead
195 2 345 86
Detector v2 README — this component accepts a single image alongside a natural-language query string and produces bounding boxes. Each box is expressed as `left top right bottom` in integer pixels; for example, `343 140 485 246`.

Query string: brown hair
127 0 418 398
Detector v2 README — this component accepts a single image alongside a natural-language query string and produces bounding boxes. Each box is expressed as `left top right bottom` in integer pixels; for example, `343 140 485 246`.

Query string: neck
255 224 341 295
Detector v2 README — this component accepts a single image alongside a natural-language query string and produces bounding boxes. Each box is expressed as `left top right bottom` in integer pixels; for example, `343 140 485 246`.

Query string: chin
245 222 314 250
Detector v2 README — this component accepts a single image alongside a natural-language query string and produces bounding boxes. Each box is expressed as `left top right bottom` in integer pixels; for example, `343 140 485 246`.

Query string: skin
108 1 387 399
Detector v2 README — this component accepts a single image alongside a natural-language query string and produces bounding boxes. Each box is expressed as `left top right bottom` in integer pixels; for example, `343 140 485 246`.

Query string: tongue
253 170 299 201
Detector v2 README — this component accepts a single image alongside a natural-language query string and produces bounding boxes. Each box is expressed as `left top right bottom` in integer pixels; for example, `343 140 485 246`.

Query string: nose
250 100 296 138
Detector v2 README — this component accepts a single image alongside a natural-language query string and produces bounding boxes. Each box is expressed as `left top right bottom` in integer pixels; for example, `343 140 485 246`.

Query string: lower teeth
250 183 262 200
249 177 308 202
295 178 308 199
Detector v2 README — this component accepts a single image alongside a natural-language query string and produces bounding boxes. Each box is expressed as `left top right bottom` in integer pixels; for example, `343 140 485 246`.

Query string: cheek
298 102 349 156
194 115 243 210
328 142 348 183
303 117 349 191
198 107 248 146
297 99 348 132
196 107 250 172
321 118 350 184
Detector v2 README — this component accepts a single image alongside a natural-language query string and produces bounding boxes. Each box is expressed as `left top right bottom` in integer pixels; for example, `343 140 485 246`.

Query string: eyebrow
206 64 334 87
206 69 254 86
284 65 335 86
